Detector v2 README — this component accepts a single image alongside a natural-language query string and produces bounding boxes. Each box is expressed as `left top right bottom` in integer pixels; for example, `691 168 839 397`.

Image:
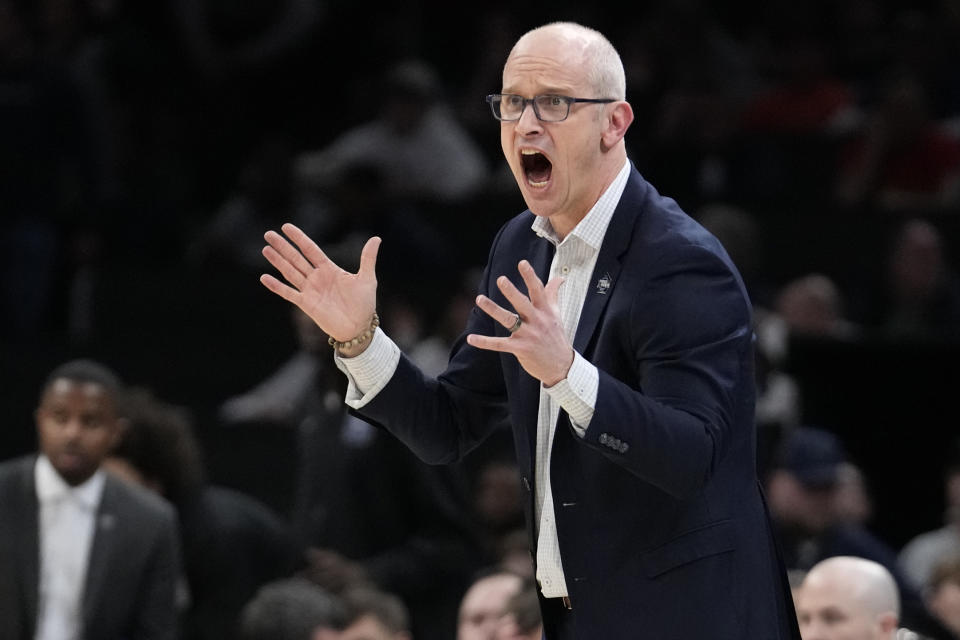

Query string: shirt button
561 266 570 274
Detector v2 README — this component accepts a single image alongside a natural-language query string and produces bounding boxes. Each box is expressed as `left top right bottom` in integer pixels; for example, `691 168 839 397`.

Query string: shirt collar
531 158 631 250
35 454 106 511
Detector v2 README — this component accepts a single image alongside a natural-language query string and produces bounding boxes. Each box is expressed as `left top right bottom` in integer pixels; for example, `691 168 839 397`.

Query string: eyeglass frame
486 93 617 122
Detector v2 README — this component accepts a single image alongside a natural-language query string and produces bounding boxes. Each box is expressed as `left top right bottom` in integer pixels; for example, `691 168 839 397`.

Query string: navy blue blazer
358 167 800 639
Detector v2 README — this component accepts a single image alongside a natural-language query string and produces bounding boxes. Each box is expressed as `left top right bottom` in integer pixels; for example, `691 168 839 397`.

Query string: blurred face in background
36 378 123 486
797 561 898 640
458 574 523 640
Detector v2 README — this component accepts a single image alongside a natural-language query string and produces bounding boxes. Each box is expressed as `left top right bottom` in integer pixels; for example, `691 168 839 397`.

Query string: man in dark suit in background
261 21 799 639
0 359 180 640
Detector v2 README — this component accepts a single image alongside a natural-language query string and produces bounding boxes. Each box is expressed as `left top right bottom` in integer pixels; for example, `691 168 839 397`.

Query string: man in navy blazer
0 360 181 640
261 21 800 639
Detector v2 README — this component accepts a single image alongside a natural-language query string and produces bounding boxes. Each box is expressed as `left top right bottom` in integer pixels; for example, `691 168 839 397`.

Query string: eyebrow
500 86 575 96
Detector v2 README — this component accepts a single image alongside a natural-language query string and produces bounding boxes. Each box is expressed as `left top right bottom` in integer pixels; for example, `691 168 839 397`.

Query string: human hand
466 260 573 387
261 223 380 346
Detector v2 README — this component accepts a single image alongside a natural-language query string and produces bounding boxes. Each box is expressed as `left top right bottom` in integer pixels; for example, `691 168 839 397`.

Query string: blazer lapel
83 478 119 627
572 169 646 354
18 458 41 633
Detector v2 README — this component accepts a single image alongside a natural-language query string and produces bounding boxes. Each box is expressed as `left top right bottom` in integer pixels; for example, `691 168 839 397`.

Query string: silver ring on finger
508 314 522 334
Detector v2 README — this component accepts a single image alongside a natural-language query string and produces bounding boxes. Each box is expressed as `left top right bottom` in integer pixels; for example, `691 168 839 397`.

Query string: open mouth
521 149 552 188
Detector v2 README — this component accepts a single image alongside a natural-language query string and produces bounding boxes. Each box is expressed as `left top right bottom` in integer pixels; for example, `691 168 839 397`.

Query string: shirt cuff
544 351 598 437
334 327 401 409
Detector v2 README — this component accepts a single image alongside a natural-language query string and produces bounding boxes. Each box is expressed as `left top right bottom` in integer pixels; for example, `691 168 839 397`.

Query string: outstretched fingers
496 275 534 320
280 223 333 269
262 243 310 290
358 236 382 280
259 273 302 306
517 260 547 307
475 294 521 332
264 229 313 283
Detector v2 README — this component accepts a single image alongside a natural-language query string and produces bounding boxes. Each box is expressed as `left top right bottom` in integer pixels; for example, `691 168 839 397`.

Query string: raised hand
260 223 380 344
466 260 574 387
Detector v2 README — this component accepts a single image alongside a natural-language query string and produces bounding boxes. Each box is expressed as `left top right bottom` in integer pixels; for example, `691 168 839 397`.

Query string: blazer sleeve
356 226 514 465
582 240 754 500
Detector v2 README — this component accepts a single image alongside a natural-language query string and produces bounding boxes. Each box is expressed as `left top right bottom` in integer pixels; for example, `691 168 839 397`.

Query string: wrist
544 348 575 388
329 312 379 357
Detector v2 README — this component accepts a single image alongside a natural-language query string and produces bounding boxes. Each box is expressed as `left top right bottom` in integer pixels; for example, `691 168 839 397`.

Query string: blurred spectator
927 557 960 638
295 59 488 205
836 71 960 215
494 529 535 581
219 307 332 427
188 132 332 273
470 457 526 572
495 577 542 640
766 426 952 638
856 219 960 342
340 586 412 640
775 273 859 339
222 311 481 639
107 386 301 640
696 203 768 305
796 555 900 640
238 576 346 640
457 571 524 640
899 444 960 591
298 161 461 319
0 359 181 639
405 267 487 378
834 462 875 528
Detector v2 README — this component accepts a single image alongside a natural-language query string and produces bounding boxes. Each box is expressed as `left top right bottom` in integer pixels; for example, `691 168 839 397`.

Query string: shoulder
103 474 176 526
627 172 732 269
901 526 959 557
0 456 35 488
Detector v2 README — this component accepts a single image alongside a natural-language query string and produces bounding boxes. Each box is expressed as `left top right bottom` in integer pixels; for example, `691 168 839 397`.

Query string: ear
876 611 898 634
601 101 634 149
109 416 130 450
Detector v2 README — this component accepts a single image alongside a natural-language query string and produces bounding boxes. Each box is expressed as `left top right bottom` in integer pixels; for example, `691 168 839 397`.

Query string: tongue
526 155 552 184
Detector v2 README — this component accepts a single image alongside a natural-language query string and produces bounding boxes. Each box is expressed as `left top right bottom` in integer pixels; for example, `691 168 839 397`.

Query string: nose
515 100 542 136
62 418 83 440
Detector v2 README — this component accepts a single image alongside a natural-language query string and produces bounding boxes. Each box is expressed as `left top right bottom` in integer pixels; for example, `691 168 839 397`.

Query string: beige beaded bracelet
328 312 380 350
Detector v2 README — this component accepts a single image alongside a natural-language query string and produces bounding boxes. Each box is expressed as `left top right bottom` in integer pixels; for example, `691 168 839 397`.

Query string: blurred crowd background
2 0 960 637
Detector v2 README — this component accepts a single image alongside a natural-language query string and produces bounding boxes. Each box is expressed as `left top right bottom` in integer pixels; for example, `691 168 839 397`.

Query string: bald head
457 572 523 640
798 556 899 640
508 22 626 100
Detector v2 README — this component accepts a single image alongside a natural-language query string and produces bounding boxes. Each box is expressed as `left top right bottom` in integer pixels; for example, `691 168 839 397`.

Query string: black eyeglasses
486 94 616 122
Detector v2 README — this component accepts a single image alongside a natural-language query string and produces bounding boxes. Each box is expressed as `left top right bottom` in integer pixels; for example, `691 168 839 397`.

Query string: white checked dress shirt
34 455 105 640
338 160 632 599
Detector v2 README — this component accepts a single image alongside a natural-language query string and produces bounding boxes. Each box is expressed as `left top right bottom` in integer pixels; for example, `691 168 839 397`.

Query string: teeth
529 180 548 188
521 149 541 155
